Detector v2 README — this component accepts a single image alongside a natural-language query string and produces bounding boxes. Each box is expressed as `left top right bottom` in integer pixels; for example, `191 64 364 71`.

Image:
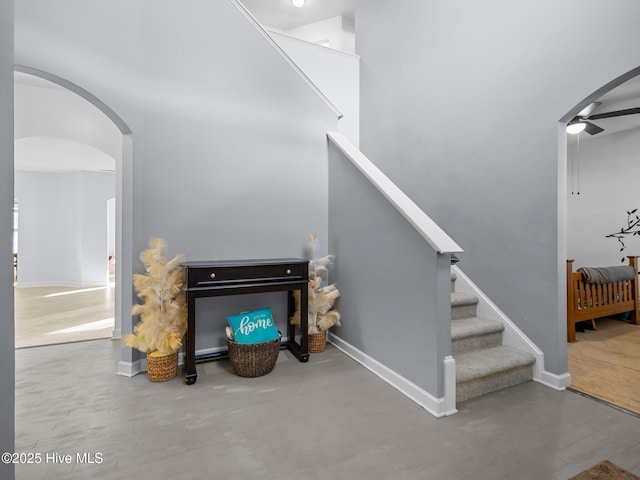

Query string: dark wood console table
182 258 309 385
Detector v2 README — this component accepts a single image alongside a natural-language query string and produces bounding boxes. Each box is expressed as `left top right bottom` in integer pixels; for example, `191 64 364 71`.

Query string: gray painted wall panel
328 141 449 395
0 0 15 477
356 0 640 375
14 0 339 353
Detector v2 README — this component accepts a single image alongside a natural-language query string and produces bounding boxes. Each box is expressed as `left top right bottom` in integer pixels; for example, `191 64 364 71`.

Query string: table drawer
187 262 306 288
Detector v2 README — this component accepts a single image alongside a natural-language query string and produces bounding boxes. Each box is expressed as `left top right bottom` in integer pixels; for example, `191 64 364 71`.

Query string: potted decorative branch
290 235 341 352
123 238 187 381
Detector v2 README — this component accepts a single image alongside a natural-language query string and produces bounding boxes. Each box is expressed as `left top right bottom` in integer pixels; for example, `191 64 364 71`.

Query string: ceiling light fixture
291 0 306 7
566 121 586 135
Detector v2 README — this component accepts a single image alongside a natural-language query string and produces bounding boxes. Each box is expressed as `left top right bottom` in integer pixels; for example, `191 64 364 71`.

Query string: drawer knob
286 269 292 275
210 273 216 279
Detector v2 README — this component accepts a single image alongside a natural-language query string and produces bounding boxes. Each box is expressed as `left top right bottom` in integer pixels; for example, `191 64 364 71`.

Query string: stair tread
455 345 536 383
451 317 504 339
451 291 478 307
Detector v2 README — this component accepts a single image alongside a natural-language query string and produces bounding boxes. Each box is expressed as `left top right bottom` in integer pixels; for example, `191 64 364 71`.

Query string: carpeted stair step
455 345 536 403
451 317 504 355
451 291 479 320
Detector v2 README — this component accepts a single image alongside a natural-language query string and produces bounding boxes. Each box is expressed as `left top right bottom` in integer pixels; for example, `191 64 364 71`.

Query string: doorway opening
13 66 133 350
561 67 640 416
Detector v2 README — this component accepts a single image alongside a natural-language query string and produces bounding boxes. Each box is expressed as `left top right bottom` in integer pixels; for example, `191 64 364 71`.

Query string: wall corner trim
117 360 143 378
535 371 572 391
443 355 458 415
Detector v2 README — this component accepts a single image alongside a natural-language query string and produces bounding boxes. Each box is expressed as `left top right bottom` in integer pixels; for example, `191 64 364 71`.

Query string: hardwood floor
568 317 640 415
14 284 114 348
13 340 640 480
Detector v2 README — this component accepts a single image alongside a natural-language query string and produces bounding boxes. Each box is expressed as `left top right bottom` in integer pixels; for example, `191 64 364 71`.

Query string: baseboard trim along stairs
451 271 537 403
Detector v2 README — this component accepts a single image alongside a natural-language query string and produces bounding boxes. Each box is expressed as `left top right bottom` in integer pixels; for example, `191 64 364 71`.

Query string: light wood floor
13 339 640 480
14 284 115 348
568 317 640 415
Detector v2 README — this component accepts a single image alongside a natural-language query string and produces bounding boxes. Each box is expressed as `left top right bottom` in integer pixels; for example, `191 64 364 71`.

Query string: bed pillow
226 307 280 344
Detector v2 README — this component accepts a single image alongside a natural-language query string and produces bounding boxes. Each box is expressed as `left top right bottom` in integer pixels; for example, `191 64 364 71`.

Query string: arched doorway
13 66 133 351
559 66 640 415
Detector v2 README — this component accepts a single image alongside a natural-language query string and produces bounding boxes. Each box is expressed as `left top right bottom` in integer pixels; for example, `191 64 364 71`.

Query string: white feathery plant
123 238 187 355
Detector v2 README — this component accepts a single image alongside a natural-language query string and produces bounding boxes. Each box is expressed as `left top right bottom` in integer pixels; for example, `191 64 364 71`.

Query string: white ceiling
14 71 120 173
239 0 355 30
15 137 115 173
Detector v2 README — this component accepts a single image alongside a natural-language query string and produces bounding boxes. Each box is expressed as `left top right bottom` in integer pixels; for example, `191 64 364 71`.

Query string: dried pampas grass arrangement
123 238 187 356
290 235 341 335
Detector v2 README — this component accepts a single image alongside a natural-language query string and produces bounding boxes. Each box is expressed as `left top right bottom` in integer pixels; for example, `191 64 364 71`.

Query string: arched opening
559 66 640 415
13 66 133 353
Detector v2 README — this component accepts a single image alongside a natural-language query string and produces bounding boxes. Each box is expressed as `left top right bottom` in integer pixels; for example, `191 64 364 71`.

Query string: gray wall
328 141 451 396
0 0 15 477
356 0 640 375
15 0 339 356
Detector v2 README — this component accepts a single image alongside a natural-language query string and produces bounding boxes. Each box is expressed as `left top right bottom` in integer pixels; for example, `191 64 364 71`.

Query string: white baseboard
118 344 240 377
329 333 456 418
15 281 109 288
176 345 229 366
117 359 144 377
535 371 572 391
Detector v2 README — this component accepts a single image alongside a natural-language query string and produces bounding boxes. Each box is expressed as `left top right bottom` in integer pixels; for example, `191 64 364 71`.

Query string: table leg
183 293 198 384
286 286 309 362
300 281 309 353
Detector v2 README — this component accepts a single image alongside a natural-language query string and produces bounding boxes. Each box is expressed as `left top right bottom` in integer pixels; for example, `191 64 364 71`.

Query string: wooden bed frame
566 256 639 342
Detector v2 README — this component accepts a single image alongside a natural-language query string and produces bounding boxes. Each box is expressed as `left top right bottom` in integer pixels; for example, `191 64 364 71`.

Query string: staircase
450 272 536 403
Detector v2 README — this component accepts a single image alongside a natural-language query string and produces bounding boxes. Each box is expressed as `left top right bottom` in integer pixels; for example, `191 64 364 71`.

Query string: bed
566 256 639 342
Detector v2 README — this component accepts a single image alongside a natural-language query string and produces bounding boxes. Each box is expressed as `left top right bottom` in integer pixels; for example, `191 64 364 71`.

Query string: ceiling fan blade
588 107 640 120
583 121 604 135
578 102 602 117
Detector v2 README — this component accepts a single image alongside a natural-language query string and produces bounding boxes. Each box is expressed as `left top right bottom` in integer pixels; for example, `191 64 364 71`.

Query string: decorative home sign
227 307 280 344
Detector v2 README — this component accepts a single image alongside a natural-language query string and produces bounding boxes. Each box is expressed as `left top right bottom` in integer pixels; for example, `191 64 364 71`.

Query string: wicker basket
226 338 280 377
308 331 327 353
147 351 178 382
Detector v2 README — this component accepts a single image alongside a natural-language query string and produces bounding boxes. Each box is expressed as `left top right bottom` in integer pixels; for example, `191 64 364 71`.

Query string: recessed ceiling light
291 0 306 7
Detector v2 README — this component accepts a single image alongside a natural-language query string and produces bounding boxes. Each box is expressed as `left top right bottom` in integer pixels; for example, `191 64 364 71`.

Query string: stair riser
451 332 503 355
450 269 536 404
456 366 533 403
451 303 477 320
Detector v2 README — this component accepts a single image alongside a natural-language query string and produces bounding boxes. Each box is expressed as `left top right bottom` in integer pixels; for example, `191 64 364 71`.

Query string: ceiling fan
567 101 640 135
